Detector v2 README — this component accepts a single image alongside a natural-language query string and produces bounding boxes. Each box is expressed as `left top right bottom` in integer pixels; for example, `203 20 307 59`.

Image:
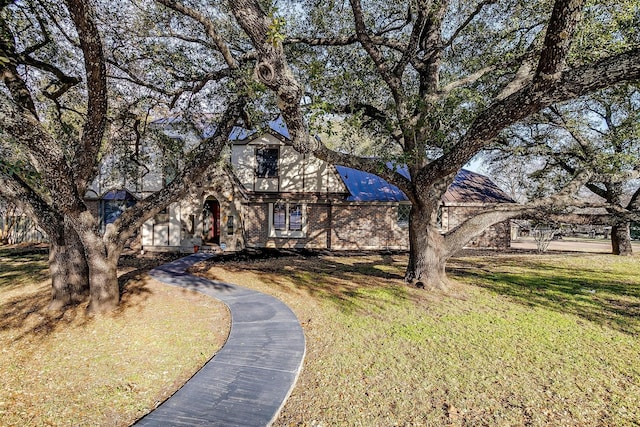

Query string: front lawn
197 252 640 426
0 247 230 426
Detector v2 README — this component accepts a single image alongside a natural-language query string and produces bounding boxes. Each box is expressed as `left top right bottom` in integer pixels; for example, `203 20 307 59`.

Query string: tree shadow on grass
0 254 49 291
194 252 451 315
448 255 640 335
0 252 185 343
0 283 93 343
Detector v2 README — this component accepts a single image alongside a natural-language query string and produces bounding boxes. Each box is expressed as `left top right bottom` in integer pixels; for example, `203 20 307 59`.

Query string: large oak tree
224 0 640 289
0 0 247 312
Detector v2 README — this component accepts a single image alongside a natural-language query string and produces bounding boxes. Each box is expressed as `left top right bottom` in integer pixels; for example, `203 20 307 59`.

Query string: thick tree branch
444 169 593 253
627 186 640 212
416 0 447 96
534 0 585 85
64 0 108 195
111 97 246 243
230 0 311 154
349 0 406 110
0 16 39 118
0 172 63 239
314 142 414 199
423 47 640 185
0 93 83 214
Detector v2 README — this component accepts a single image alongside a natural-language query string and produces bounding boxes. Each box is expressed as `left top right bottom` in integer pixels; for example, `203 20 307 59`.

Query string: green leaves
0 159 41 184
266 10 286 47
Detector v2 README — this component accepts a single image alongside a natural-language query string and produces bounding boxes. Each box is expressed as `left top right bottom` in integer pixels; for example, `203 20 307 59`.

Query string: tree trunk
48 238 72 311
85 241 120 314
65 221 90 303
405 204 450 290
73 214 120 314
611 221 633 256
47 223 90 311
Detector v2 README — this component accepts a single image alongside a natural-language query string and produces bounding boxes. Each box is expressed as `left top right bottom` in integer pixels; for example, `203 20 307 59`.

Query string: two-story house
97 118 513 254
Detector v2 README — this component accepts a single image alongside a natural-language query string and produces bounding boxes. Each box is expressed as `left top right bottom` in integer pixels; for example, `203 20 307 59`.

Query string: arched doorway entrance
202 197 220 244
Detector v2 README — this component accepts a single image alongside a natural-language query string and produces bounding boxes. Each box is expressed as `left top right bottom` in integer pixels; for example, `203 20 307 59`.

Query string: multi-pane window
273 203 287 230
397 204 411 227
271 202 305 237
226 215 234 235
256 147 279 178
289 204 303 231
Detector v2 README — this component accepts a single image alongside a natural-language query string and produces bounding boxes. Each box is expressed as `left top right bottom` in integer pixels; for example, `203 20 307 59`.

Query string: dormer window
256 147 279 178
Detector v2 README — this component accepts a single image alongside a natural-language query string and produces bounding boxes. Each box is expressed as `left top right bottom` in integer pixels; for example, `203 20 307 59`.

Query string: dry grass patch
0 248 230 426
197 252 640 427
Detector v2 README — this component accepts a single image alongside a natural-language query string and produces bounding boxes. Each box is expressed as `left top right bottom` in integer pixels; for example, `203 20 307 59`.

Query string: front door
203 199 220 244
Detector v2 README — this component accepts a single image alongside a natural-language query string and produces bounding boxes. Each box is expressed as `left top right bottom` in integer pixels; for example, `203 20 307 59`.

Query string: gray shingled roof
335 165 515 204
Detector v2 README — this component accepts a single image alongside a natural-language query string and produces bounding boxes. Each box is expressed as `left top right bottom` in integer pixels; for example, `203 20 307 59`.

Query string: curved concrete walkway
135 253 306 426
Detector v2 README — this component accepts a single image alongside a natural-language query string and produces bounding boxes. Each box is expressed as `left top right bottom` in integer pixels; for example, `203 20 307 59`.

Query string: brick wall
444 205 510 249
244 203 268 246
243 201 509 251
331 204 408 250
243 203 330 249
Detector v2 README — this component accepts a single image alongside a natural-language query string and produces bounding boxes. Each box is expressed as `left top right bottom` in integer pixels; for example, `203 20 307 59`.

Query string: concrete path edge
134 253 306 426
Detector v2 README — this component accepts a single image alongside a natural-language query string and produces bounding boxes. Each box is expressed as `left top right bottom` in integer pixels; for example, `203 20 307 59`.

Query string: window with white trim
256 147 279 178
397 204 410 227
270 202 306 237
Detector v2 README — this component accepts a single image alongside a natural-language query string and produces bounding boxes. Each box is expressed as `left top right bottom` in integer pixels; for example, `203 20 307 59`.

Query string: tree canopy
2 0 640 310
225 0 640 287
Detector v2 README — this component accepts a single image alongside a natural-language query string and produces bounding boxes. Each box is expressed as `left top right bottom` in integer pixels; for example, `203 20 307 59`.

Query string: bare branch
155 0 239 69
34 0 80 48
442 0 497 50
20 13 51 56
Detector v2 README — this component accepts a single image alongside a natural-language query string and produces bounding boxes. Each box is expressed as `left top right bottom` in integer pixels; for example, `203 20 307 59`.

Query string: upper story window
256 147 279 178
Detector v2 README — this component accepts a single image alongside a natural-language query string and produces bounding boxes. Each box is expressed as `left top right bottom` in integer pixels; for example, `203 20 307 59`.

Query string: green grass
202 253 640 426
0 246 49 290
450 254 640 335
3 246 639 426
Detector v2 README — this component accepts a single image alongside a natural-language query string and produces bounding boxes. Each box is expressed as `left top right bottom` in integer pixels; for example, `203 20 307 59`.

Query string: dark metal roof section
151 116 290 141
101 189 138 201
335 165 408 202
335 165 515 204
